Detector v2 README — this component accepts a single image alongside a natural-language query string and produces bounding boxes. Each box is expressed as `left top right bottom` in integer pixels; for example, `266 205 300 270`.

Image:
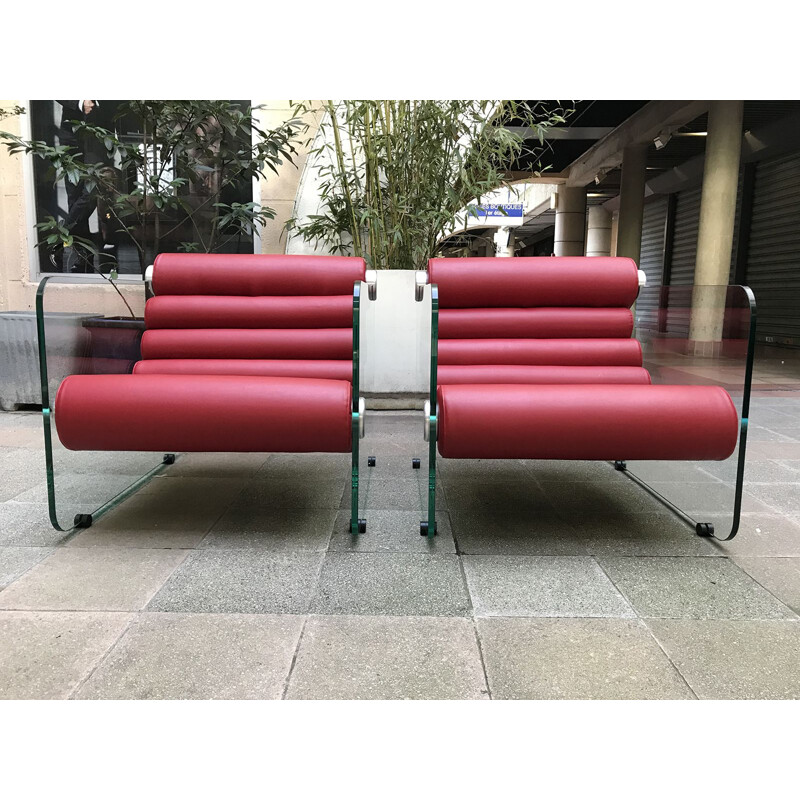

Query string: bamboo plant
286 100 572 270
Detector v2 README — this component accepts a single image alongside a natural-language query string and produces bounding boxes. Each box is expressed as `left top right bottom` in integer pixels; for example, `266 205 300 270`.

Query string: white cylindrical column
553 186 587 256
586 205 612 257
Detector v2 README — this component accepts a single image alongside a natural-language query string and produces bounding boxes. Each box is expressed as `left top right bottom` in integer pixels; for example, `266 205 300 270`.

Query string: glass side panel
626 284 755 539
37 276 167 531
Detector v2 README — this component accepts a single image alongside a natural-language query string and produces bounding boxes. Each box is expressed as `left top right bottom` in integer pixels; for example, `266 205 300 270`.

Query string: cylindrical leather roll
134 358 353 382
145 295 354 330
55 374 352 453
141 328 353 361
152 253 366 297
438 307 634 339
438 338 643 367
437 365 651 385
436 383 739 461
428 257 639 308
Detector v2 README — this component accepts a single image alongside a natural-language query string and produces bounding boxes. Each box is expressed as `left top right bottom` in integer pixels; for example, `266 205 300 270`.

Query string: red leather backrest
429 256 644 372
142 254 365 370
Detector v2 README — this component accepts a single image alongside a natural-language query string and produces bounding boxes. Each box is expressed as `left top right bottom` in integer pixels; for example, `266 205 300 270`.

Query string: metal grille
636 196 668 331
668 187 702 286
746 150 800 347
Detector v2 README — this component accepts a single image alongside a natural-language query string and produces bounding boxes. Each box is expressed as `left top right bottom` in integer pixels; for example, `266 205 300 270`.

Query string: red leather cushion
153 253 366 297
134 358 353 382
438 338 642 367
141 328 352 361
438 307 633 339
55 374 352 453
436 384 738 460
438 365 651 385
428 257 639 309
145 295 353 330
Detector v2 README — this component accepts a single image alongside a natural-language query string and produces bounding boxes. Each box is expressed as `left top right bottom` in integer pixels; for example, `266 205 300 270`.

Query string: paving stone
347 477 447 512
646 619 800 699
446 480 553 516
75 613 303 700
65 524 209 550
733 557 800 613
583 514 721 557
449 511 588 556
634 481 770 514
0 448 47 501
256 452 350 480
477 617 694 700
238 478 346 509
0 610 133 699
0 547 188 611
163 452 269 478
0 502 69 547
611 460 723 484
598 556 797 620
146 551 324 614
201 506 336 551
702 459 800 483
707 512 800 557
439 458 533 482
539 480 667 516
329 510 456 553
462 556 634 618
744 482 800 517
286 615 488 700
525 459 626 483
0 546 53 589
311 553 469 616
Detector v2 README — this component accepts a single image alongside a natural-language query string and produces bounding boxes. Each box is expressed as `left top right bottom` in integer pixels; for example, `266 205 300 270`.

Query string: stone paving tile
702 459 800 483
0 610 133 699
286 615 488 700
538 480 668 516
708 513 800 557
598 556 797 620
0 546 53 589
349 477 447 512
147 551 324 614
201 506 336 551
0 448 47 501
311 553 469 617
526 459 627 483
462 556 634 618
0 547 189 611
646 619 800 699
238 478 346 509
75 613 304 700
439 458 533 482
65 524 209 550
639 481 771 514
329 510 456 553
163 452 269 479
477 618 694 700
0 502 70 547
446 480 554 516
256 452 350 480
14 472 151 506
611 461 723 483
583 514 721 557
743 482 800 517
732 557 800 614
449 511 588 556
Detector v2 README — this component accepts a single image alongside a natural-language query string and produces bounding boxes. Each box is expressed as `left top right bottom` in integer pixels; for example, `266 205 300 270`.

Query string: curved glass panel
37 275 168 531
625 284 755 540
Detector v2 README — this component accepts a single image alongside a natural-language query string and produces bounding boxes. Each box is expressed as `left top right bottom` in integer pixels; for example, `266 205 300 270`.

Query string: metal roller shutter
746 150 800 348
668 187 702 286
636 196 668 331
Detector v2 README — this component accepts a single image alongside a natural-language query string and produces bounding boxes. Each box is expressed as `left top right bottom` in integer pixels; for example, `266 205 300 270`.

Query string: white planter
360 270 430 399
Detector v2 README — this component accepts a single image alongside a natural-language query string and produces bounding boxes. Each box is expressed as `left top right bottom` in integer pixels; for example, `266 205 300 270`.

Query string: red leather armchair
53 253 376 533
416 257 743 538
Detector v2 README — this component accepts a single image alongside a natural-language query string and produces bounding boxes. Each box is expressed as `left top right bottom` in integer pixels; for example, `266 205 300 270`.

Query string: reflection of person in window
57 100 112 272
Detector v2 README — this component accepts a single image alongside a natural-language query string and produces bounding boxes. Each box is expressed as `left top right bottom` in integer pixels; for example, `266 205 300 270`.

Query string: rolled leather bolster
437 365 651 385
55 374 353 453
134 358 354 382
437 383 739 461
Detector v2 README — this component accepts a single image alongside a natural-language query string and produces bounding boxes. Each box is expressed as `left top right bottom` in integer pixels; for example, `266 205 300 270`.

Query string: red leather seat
427 256 740 463
54 253 365 455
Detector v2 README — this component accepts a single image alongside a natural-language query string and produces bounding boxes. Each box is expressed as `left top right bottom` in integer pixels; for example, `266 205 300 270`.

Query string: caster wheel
74 513 92 528
420 521 428 536
368 456 376 467
412 458 421 470
696 522 714 537
163 454 176 464
358 518 367 534
614 460 627 471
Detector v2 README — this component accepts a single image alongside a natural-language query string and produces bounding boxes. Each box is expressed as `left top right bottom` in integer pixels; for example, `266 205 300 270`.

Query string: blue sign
475 203 524 219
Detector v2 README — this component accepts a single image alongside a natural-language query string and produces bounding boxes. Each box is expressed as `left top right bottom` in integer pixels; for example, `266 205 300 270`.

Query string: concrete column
610 211 619 256
616 144 647 263
553 186 586 256
586 205 612 257
689 101 744 352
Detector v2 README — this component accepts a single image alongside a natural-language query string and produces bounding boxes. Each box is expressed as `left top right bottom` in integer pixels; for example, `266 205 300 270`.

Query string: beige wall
0 100 320 313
